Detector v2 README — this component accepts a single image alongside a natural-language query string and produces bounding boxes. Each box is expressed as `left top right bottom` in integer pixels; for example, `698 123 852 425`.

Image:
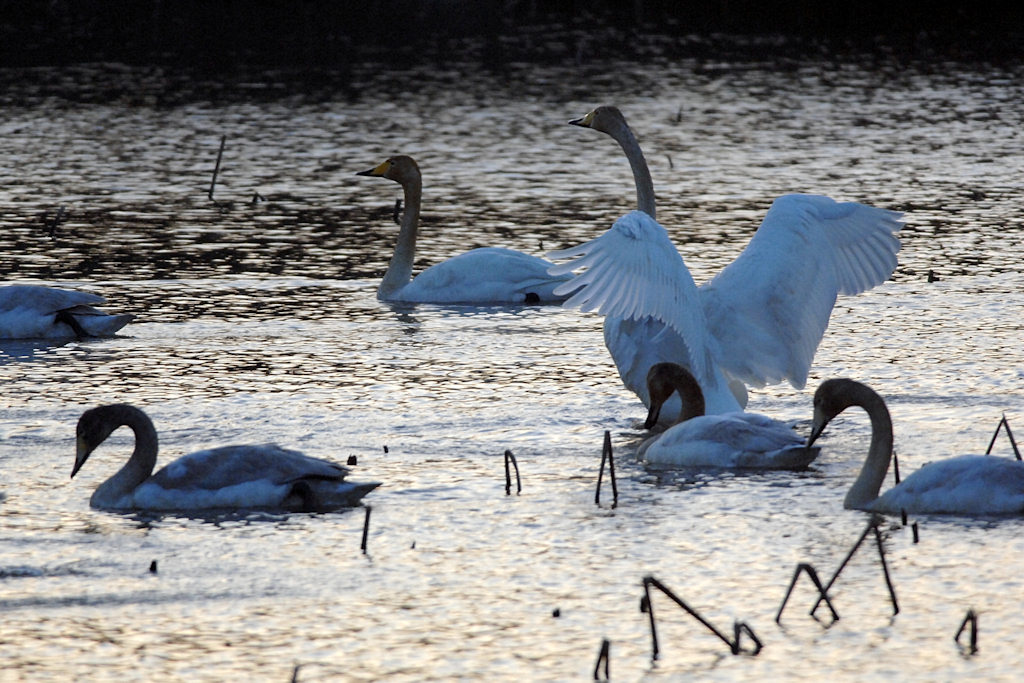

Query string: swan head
807 378 866 448
644 362 705 429
72 404 148 478
356 155 420 185
72 405 121 477
568 105 626 134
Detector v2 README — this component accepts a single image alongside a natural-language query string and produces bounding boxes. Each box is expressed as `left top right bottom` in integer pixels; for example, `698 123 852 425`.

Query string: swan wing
135 445 375 511
549 211 715 383
0 285 132 339
149 445 348 490
700 194 903 389
398 247 573 304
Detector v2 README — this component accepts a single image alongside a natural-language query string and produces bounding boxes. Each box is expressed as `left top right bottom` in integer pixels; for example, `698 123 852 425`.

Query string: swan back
641 412 817 469
0 285 133 339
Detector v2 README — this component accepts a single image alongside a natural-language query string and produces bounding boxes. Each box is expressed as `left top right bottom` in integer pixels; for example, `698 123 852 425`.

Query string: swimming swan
72 404 380 512
356 155 573 304
556 106 903 420
808 378 1024 515
639 362 820 469
0 285 133 339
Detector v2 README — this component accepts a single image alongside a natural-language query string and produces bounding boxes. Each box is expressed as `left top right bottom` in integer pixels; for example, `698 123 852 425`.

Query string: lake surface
1 52 1023 681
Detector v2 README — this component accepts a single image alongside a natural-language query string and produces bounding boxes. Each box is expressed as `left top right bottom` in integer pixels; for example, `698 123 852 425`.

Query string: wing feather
701 194 902 389
550 211 714 382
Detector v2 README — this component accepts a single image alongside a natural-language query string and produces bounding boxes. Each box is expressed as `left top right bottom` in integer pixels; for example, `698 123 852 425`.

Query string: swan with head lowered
72 404 379 512
554 106 903 421
638 362 819 469
808 379 1024 515
0 285 133 339
357 155 573 304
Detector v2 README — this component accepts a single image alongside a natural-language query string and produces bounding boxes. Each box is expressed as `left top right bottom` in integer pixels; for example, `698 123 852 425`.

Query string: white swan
72 404 380 512
639 362 820 469
0 285 133 339
356 155 573 304
555 106 903 420
808 378 1024 515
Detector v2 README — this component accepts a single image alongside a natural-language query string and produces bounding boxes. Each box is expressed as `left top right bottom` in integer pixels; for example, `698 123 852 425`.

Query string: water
1 53 1023 681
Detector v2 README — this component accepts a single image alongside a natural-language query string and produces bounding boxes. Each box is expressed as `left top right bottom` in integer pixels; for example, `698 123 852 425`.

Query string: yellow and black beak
568 110 596 128
356 159 390 177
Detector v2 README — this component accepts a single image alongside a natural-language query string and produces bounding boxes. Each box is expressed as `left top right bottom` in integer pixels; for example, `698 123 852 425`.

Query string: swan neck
91 406 159 508
379 173 422 298
667 366 705 424
610 118 656 219
844 388 895 510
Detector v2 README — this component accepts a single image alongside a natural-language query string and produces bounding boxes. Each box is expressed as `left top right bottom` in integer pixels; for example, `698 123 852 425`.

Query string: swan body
357 155 573 304
808 378 1024 515
561 106 903 422
639 362 819 469
0 285 133 339
73 404 379 512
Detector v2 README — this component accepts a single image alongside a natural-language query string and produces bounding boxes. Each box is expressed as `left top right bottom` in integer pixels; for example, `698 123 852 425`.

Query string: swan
0 285 133 339
638 362 820 469
72 404 380 512
555 106 903 420
808 378 1024 515
356 155 573 304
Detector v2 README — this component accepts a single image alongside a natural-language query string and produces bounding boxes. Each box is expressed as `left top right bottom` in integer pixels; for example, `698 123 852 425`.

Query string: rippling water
1 53 1023 681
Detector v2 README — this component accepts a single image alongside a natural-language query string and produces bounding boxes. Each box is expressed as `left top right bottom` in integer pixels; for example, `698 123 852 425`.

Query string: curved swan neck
672 374 706 424
90 405 159 507
647 363 706 427
605 115 656 219
843 385 895 510
379 167 422 298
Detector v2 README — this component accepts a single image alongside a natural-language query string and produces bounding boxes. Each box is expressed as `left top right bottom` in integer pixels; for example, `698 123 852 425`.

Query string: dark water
1 56 1023 680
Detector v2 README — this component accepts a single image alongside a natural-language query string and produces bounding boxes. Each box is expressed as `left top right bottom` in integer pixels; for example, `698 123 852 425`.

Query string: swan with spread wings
553 106 903 420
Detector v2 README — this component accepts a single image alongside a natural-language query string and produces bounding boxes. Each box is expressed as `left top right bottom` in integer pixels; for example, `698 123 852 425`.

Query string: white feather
0 285 133 339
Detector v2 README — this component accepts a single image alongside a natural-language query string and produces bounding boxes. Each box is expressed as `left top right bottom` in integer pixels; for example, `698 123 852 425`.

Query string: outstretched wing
549 210 715 384
700 194 902 389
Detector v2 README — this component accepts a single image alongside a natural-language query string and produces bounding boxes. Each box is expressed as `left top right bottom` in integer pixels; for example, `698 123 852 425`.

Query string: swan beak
71 436 92 478
568 111 596 128
356 160 389 177
806 420 826 449
644 401 662 430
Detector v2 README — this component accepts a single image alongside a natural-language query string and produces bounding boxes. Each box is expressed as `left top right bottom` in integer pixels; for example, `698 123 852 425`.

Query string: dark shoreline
2 1 1022 71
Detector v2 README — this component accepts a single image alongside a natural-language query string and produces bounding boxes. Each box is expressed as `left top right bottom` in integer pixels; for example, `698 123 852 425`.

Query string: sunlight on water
1 55 1023 680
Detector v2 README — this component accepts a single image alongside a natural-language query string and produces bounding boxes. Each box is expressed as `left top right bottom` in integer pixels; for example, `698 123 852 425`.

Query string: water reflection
1 58 1024 681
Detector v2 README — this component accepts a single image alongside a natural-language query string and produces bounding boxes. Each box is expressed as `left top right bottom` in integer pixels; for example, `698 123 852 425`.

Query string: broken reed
595 430 618 507
641 575 761 658
504 449 521 495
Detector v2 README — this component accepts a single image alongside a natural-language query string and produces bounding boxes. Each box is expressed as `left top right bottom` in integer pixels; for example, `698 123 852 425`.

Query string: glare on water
1 53 1023 681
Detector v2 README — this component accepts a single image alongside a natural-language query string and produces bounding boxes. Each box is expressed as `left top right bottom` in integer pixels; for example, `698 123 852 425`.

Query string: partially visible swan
558 106 903 420
356 155 573 304
0 285 133 339
72 404 380 512
808 378 1024 515
639 362 819 469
